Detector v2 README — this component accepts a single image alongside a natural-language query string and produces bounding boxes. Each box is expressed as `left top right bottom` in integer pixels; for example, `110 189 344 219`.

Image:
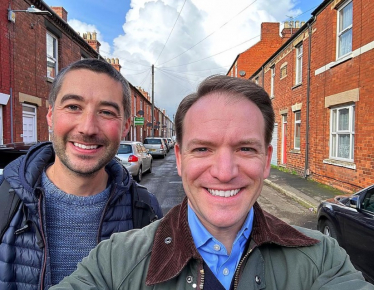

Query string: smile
73 142 99 150
207 188 240 197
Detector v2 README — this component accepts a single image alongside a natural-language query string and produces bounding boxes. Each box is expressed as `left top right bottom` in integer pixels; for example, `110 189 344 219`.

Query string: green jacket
51 198 373 290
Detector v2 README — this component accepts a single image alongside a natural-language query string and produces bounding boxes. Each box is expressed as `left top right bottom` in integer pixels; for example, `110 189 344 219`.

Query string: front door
22 104 37 143
281 114 287 164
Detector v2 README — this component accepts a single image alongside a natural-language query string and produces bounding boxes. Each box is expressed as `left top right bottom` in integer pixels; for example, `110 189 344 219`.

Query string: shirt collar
187 204 254 250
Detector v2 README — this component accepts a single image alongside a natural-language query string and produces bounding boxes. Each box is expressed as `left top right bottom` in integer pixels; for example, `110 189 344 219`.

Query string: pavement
265 167 346 213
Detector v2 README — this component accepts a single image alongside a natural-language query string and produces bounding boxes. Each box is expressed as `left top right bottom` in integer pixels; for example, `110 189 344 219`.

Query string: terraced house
247 0 374 192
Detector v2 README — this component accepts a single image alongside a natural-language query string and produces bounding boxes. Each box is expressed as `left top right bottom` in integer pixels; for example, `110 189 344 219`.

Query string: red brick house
250 0 374 193
0 0 172 145
227 22 301 79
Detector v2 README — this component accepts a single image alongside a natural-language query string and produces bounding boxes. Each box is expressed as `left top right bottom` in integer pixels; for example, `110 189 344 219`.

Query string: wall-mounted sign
134 117 144 126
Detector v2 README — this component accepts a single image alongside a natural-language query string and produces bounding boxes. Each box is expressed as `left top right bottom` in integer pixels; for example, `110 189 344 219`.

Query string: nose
210 149 238 182
77 110 100 136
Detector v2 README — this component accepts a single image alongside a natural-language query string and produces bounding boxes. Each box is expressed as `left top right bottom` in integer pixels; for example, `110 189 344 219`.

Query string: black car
317 185 374 283
0 142 35 174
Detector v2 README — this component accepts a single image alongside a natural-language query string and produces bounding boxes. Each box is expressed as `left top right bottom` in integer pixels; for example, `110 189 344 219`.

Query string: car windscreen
144 139 161 144
117 144 132 154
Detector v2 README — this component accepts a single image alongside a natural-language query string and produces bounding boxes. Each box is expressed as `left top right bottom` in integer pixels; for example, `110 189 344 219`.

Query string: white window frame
295 44 303 85
294 111 301 150
337 0 353 59
270 66 275 98
330 104 355 162
46 32 58 79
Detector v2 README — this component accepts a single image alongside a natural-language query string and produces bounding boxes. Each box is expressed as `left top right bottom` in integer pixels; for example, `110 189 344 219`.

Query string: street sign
134 117 144 126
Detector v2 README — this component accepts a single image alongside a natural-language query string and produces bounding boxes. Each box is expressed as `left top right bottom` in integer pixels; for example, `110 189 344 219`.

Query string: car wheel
148 161 152 173
135 167 142 182
320 219 337 239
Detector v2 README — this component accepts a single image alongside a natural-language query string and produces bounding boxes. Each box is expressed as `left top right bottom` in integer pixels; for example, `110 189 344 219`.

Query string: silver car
143 137 167 158
115 141 152 182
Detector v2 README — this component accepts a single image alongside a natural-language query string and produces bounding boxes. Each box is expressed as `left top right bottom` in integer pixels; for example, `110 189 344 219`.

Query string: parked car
317 185 374 283
143 137 167 158
167 138 174 148
162 138 170 153
0 142 35 175
115 141 152 182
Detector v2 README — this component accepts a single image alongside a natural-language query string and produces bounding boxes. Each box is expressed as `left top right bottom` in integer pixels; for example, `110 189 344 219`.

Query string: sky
45 0 324 119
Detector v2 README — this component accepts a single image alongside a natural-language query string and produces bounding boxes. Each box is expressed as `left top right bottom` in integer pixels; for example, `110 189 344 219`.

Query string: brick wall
309 0 374 192
228 23 283 78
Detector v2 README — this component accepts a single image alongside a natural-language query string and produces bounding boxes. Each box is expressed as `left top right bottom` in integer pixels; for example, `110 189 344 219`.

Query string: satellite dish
137 110 144 116
239 70 246 77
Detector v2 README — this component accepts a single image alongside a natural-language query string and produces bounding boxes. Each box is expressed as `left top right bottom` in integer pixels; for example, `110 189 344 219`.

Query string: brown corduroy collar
146 197 319 285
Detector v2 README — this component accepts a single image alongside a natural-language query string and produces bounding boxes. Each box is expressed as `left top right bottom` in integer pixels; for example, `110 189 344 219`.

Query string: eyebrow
59 94 121 115
187 138 264 149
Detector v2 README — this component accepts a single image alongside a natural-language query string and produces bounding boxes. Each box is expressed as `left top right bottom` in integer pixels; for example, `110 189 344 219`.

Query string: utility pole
151 64 155 137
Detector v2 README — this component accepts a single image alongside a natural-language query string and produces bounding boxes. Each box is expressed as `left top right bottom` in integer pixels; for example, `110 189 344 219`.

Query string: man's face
47 69 130 176
175 92 272 235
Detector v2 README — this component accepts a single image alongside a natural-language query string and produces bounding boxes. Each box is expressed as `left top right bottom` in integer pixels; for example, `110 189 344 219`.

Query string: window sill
323 158 356 170
46 76 54 83
290 149 301 154
291 83 302 90
331 53 352 68
280 75 287 80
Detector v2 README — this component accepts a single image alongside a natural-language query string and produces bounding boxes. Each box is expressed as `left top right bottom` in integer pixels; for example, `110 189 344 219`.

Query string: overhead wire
160 34 260 69
154 0 187 65
158 0 258 66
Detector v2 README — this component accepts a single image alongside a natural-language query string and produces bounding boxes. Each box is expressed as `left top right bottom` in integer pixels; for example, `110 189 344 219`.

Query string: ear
174 143 182 177
263 144 273 179
47 105 53 127
121 117 131 139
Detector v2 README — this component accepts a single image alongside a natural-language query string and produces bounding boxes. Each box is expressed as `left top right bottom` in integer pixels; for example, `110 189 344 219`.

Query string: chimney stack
106 58 122 72
50 7 68 22
82 31 101 53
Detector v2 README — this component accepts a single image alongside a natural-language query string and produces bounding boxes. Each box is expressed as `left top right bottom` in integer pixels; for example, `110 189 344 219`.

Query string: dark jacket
51 198 373 290
0 142 162 290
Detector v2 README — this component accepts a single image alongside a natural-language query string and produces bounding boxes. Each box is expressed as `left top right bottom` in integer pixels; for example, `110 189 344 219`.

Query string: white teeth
73 143 99 150
208 189 240 197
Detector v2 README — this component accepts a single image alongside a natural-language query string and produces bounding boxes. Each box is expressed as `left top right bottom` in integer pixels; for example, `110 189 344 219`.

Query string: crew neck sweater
42 171 111 285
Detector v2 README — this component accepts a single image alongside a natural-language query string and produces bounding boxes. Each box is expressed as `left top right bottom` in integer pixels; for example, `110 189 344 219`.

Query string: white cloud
73 0 302 118
68 19 112 57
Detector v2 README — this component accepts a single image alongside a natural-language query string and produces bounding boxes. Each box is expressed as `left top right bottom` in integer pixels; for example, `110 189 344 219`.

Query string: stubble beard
52 132 119 177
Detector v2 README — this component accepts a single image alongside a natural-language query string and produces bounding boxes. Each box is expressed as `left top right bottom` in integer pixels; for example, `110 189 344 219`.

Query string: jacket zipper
233 247 253 290
199 268 205 289
96 183 116 244
37 188 48 290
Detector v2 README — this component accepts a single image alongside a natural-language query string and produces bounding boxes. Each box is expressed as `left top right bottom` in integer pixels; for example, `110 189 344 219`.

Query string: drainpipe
10 87 13 143
261 66 264 87
304 21 313 178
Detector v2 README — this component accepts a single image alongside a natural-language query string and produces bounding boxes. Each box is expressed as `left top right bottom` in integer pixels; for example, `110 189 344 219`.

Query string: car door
340 189 374 279
141 144 151 171
137 143 149 171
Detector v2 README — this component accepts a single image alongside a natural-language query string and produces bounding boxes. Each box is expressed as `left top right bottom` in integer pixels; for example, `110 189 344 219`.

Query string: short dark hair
48 58 131 119
175 75 274 147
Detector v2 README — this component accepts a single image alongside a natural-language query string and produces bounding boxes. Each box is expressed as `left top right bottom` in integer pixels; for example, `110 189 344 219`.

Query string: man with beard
0 59 162 290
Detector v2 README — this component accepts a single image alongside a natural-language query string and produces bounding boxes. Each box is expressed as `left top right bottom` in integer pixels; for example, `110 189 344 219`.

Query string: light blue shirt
188 204 254 290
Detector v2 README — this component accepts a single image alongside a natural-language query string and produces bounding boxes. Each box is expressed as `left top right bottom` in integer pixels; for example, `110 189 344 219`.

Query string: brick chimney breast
50 7 68 22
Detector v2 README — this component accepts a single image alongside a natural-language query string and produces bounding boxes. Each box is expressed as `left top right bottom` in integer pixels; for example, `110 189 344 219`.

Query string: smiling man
0 59 162 290
50 75 373 290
